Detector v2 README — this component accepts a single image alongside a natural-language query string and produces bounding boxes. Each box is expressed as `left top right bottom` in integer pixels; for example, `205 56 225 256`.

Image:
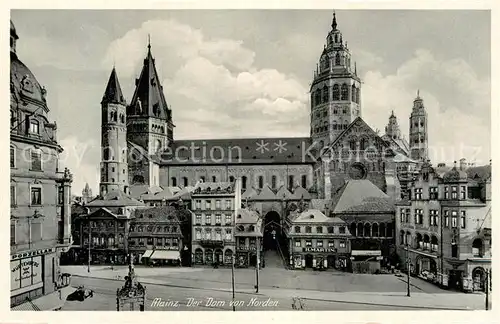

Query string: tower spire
148 34 151 50
332 11 337 30
417 89 420 98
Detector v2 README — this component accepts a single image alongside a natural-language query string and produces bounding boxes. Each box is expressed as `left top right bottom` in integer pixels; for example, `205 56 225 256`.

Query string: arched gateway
262 211 288 268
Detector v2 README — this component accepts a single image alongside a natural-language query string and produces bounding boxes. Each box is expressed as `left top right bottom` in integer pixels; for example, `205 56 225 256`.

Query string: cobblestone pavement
61 265 489 311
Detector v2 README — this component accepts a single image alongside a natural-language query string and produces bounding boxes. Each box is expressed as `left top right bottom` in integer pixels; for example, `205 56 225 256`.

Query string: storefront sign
238 246 257 251
351 250 381 256
11 256 43 292
303 247 336 253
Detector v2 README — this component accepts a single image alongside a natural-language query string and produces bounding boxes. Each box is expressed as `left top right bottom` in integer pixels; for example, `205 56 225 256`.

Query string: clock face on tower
348 162 367 180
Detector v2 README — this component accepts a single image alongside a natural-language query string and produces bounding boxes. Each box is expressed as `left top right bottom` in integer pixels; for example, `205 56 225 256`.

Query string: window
195 213 202 224
316 226 323 233
30 119 40 134
225 214 232 224
258 176 264 189
460 211 466 229
301 175 307 188
451 211 458 228
206 200 211 210
444 210 449 227
335 53 340 65
451 186 458 199
294 226 301 233
195 200 201 209
288 175 294 190
429 210 439 226
400 208 406 223
11 185 16 206
305 226 312 233
242 176 247 189
171 177 177 186
271 175 277 189
415 209 423 224
183 177 188 187
225 200 231 210
171 226 177 233
415 188 423 200
200 176 205 182
57 186 64 205
305 240 312 247
429 187 438 200
216 200 221 209
212 176 217 182
195 229 202 240
224 228 232 241
451 243 458 258
31 149 42 171
341 84 348 100
339 226 346 234
10 146 15 168
460 186 466 199
405 209 410 223
328 240 334 248
339 240 346 248
204 228 211 240
215 214 222 224
295 240 301 247
31 187 42 205
444 186 449 199
327 226 334 233
317 240 323 247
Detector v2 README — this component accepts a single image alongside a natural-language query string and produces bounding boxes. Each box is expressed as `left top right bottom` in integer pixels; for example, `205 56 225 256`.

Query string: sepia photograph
8 7 492 313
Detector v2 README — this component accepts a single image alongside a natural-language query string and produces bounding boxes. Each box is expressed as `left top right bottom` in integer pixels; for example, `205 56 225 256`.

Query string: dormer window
30 119 39 134
294 226 301 233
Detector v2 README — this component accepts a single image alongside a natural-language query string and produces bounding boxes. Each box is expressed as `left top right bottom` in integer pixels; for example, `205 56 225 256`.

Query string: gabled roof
275 185 293 200
381 134 410 157
86 190 144 207
129 185 163 200
329 180 392 214
242 188 258 200
127 45 171 121
254 185 277 200
101 67 126 105
170 186 195 201
235 208 261 224
290 186 311 200
323 117 390 156
466 165 491 182
291 209 345 224
131 206 182 223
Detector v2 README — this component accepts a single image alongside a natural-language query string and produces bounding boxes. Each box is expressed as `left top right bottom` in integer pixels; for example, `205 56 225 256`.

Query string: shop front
350 250 382 274
290 247 348 270
235 245 262 268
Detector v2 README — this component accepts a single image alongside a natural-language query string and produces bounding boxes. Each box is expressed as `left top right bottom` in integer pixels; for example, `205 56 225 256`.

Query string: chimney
459 158 467 171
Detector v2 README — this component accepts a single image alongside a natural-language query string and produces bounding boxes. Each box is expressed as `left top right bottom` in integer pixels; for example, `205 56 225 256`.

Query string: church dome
443 166 468 183
10 21 48 109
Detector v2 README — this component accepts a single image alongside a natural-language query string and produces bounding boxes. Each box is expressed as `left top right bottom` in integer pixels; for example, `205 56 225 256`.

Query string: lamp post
88 220 91 273
231 254 236 311
406 242 411 297
255 237 260 293
485 269 490 310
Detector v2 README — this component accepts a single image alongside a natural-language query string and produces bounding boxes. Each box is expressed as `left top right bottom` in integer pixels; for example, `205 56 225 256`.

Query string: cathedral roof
101 67 126 105
290 209 345 224
11 51 47 109
86 190 144 207
157 137 314 165
131 206 183 225
128 43 171 120
329 180 393 214
254 185 278 200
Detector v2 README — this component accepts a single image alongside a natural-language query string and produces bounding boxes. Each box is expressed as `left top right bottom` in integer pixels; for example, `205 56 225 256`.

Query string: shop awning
142 250 154 258
150 250 180 260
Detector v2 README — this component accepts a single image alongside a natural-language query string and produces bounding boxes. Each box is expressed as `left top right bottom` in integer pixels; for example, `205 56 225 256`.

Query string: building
286 209 351 270
10 20 73 310
234 208 263 268
327 180 396 273
395 160 491 291
102 12 430 258
191 180 241 266
129 206 185 265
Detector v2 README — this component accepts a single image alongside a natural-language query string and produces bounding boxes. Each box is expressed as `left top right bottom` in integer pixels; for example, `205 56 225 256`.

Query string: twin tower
310 12 428 161
98 42 174 196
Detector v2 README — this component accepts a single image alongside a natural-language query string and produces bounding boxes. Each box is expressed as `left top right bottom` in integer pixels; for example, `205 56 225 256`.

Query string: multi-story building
10 20 73 310
396 160 491 291
234 208 263 268
327 179 396 273
128 206 185 265
191 180 241 266
286 209 351 270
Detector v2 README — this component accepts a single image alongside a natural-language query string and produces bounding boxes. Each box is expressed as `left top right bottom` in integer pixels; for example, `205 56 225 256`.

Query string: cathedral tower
127 41 174 156
99 67 130 196
385 110 402 140
409 90 428 161
310 12 362 148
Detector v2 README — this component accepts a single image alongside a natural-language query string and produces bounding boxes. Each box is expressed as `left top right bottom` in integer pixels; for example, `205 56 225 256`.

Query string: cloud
362 49 490 165
59 136 101 195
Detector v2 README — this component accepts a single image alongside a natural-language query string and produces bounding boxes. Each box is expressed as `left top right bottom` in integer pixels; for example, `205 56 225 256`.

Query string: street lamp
231 254 236 311
406 242 411 297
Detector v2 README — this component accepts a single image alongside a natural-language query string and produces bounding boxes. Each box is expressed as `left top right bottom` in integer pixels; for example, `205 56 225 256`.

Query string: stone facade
10 20 72 309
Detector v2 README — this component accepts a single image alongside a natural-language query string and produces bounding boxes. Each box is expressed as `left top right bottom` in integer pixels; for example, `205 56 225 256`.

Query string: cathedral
98 12 427 214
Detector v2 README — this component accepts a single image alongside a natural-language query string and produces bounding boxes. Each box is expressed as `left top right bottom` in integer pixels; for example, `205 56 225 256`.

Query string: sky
10 9 491 195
